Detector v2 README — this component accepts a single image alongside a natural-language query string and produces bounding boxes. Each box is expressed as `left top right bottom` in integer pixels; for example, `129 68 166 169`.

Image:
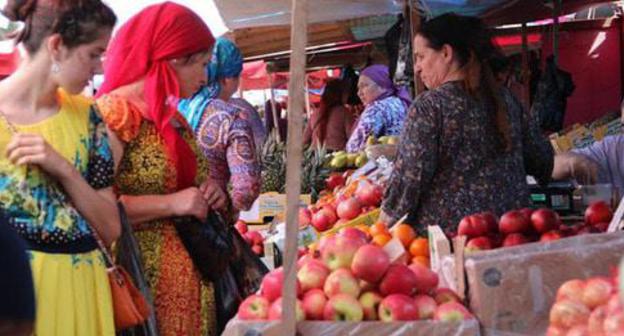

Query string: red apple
541 230 563 242
321 234 366 271
556 279 586 302
593 222 609 232
457 215 489 238
324 268 361 298
433 288 462 305
378 294 419 321
299 208 312 228
247 231 264 245
499 210 531 234
323 293 364 321
481 212 499 233
379 264 418 296
549 299 590 329
312 207 337 232
414 295 437 319
359 291 383 320
408 263 439 295
252 244 263 255
502 233 529 247
603 311 624 334
546 326 567 336
531 208 560 233
238 295 270 320
336 197 362 221
268 297 305 321
465 236 493 253
261 268 302 302
302 289 327 320
297 259 330 292
338 227 368 245
434 302 473 322
235 220 248 234
325 173 345 191
581 277 613 309
317 235 336 254
587 305 607 336
351 244 390 284
355 181 384 207
565 326 589 336
585 201 613 226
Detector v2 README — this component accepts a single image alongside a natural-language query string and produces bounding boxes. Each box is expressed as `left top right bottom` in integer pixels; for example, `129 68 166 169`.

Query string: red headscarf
97 2 215 189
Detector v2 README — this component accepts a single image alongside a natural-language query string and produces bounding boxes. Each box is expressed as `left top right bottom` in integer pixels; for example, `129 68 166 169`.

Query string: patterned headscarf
361 64 412 106
179 37 243 131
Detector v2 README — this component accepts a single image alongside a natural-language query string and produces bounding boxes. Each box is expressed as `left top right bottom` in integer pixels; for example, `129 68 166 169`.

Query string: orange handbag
107 265 151 330
92 204 151 331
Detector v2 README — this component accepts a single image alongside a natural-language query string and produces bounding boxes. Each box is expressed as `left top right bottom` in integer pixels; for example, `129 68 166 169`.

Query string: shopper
304 78 355 151
95 3 227 335
345 64 410 152
179 37 261 214
380 13 554 233
0 0 119 334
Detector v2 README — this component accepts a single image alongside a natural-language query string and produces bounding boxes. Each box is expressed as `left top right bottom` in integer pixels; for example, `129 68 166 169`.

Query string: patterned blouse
188 99 261 211
382 81 554 233
346 96 408 152
0 91 113 252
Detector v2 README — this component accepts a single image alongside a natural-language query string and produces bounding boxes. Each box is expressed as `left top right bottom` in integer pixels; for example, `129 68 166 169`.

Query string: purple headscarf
361 64 412 106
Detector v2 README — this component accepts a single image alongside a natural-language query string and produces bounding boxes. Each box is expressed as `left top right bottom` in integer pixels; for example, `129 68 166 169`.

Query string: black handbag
173 212 235 282
214 228 269 334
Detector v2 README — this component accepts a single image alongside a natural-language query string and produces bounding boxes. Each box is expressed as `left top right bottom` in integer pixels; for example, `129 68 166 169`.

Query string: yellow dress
0 90 115 335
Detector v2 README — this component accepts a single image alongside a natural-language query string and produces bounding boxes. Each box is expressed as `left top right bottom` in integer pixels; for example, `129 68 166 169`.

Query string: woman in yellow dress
0 0 119 335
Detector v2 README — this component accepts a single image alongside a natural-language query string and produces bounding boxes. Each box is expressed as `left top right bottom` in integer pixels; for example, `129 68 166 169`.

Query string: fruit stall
213 0 624 335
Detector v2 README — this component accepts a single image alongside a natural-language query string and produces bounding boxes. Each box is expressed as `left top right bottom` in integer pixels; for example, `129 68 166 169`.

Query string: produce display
235 227 475 322
546 272 621 335
455 202 613 253
235 219 265 257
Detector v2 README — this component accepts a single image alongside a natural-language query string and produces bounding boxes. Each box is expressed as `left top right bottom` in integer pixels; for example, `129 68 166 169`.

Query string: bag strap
89 202 128 285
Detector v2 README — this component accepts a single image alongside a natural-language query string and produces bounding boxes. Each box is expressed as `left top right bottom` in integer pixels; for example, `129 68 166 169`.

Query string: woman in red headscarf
95 3 227 335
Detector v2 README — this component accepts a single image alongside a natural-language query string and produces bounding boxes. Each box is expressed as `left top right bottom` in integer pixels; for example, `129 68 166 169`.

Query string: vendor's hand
199 180 228 211
569 154 598 185
171 187 209 220
6 133 72 180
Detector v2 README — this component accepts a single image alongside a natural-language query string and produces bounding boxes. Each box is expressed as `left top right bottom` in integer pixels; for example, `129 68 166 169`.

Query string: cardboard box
239 193 311 223
463 231 624 335
222 320 481 336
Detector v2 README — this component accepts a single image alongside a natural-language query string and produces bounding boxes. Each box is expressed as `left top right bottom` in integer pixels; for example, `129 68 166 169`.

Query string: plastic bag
174 212 235 282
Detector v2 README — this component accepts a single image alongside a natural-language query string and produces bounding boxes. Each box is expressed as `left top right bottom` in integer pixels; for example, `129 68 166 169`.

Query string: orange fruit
372 233 392 247
370 222 389 236
393 224 416 248
412 255 430 268
409 237 430 257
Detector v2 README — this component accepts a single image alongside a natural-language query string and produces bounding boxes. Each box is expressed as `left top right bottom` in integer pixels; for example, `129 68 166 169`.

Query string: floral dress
346 95 408 152
382 81 554 233
183 98 261 212
96 94 217 336
0 90 115 335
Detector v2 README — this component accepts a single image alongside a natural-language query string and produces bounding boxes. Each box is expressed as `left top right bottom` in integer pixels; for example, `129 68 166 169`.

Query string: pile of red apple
457 202 613 253
236 227 474 323
300 178 385 233
236 219 265 256
546 273 623 335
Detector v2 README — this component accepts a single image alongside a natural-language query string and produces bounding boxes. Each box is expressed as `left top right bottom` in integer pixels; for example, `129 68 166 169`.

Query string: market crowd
0 1 622 336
